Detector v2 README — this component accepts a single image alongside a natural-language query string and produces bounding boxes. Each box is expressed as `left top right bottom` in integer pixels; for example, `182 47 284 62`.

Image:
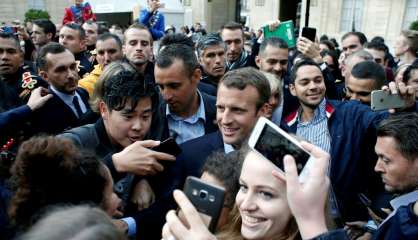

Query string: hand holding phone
183 176 225 233
371 90 406 111
162 190 216 240
301 27 317 42
151 137 182 156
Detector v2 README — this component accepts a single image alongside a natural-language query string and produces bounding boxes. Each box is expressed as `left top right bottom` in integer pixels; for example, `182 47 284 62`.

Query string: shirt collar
296 98 327 124
50 85 77 106
390 189 418 210
224 143 235 154
166 90 206 123
379 189 418 226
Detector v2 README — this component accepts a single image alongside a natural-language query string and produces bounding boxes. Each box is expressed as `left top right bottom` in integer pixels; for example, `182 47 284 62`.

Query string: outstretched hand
162 190 216 240
272 141 330 239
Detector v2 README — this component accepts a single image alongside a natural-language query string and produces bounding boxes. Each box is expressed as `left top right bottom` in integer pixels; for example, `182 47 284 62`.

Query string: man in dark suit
153 43 218 144
31 42 91 135
171 67 271 189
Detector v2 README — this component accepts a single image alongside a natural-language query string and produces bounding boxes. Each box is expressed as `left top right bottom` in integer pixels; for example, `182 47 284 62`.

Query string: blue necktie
72 95 83 118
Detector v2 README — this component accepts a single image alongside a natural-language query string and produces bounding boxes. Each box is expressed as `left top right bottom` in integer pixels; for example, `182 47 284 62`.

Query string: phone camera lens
199 190 208 199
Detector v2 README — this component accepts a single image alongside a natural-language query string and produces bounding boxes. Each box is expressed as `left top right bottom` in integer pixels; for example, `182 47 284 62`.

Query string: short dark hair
221 21 244 37
96 33 122 50
365 41 387 53
196 33 226 57
155 43 199 77
259 37 288 56
125 23 153 44
36 42 68 71
33 19 56 40
290 58 322 84
62 23 86 39
159 33 194 51
102 65 158 112
319 40 335 51
220 67 271 110
202 151 243 208
377 112 418 161
350 61 386 89
402 63 418 85
0 32 21 51
341 31 368 45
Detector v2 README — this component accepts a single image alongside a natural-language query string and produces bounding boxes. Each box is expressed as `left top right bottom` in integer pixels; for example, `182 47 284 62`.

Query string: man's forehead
221 28 243 39
203 44 225 53
125 28 151 42
60 27 80 38
342 35 360 45
262 45 288 58
296 65 322 78
0 38 20 50
96 38 120 50
46 50 75 66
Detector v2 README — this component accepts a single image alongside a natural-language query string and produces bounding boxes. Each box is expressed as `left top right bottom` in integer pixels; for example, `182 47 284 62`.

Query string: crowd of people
0 0 417 239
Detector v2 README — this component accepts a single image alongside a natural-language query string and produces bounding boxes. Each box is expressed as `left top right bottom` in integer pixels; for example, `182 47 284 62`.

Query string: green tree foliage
410 20 418 31
25 9 50 22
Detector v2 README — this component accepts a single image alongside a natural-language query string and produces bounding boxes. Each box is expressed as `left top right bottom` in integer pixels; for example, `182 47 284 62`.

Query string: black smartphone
183 176 225 233
151 137 182 156
302 27 317 42
358 193 389 219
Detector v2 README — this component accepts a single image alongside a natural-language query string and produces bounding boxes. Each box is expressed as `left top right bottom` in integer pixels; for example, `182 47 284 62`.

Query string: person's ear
257 103 270 117
191 67 201 85
255 55 261 68
39 70 48 81
289 83 297 96
47 33 53 41
99 100 109 119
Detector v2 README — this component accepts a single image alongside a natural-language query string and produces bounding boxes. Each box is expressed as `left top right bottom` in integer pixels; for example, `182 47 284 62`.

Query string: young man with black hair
345 61 386 105
60 62 176 238
59 23 93 77
32 19 56 49
365 41 394 82
283 58 417 224
78 33 123 96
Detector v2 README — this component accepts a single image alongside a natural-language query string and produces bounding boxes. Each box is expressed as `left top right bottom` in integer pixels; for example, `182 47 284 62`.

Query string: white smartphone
371 90 406 111
248 117 314 181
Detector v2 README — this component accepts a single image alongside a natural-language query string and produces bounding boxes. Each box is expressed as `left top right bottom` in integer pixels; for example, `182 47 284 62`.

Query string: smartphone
183 176 225 233
358 193 389 219
371 90 406 111
301 27 317 42
151 137 182 156
248 117 313 177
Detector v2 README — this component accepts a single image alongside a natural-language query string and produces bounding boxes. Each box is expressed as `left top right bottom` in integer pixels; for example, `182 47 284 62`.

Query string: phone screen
254 124 310 173
302 27 316 42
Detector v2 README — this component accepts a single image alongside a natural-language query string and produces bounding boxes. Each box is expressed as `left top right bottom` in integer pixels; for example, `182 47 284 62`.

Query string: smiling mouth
241 214 266 226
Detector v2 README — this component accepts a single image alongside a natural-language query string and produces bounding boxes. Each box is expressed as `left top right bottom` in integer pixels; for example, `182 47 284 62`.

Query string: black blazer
30 87 90 135
149 91 218 141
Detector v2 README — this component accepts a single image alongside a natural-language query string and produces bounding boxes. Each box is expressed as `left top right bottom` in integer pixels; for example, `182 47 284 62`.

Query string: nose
273 63 283 72
131 117 142 131
220 108 233 125
374 159 384 173
104 52 111 63
239 193 257 211
161 88 173 101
